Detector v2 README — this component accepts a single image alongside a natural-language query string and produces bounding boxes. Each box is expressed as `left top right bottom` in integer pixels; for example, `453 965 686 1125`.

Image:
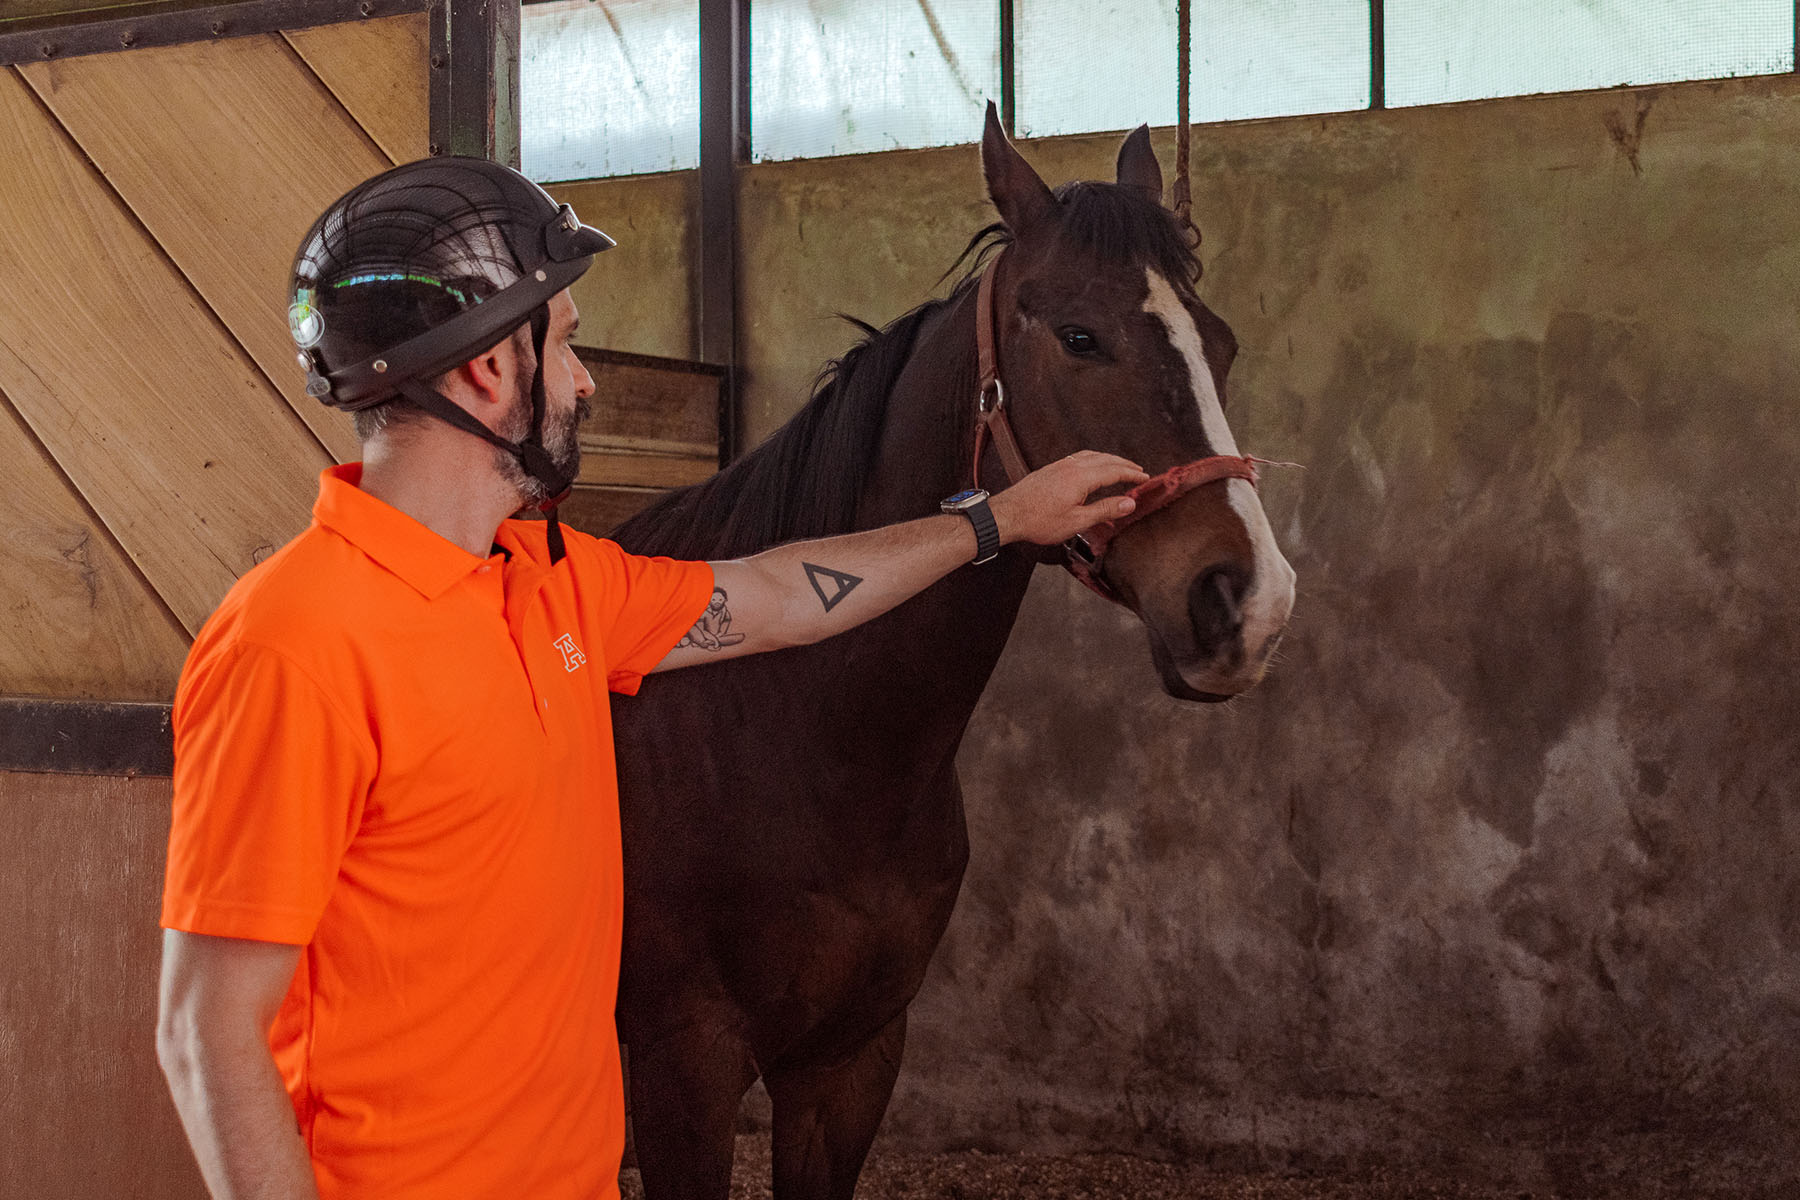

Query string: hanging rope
1172 0 1199 247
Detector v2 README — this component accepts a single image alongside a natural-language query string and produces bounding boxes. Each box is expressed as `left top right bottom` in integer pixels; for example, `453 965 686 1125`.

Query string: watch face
942 488 986 508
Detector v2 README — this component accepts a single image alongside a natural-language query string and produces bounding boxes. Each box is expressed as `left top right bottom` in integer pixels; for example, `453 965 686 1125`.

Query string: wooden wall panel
0 770 203 1200
18 35 394 464
0 393 189 701
576 349 722 454
557 485 663 537
0 70 326 634
573 449 716 490
541 349 728 533
284 13 429 165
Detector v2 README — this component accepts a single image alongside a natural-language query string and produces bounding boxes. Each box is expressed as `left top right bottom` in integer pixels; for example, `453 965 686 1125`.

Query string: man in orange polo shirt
155 157 1146 1200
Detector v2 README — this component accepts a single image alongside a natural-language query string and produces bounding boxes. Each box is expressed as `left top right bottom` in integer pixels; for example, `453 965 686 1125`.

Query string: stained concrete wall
17 73 1797 1198
551 170 699 364
569 75 1800 1193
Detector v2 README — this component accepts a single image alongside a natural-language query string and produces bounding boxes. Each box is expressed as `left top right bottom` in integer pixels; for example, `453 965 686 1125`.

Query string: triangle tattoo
802 562 863 613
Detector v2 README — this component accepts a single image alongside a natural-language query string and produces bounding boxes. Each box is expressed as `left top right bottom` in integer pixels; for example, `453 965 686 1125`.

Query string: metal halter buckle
979 378 1005 415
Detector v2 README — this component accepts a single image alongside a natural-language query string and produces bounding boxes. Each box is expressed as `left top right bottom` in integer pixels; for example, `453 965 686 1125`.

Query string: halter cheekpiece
971 251 1268 605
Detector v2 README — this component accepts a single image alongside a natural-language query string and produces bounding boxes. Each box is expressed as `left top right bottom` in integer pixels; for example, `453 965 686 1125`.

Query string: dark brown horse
608 108 1294 1200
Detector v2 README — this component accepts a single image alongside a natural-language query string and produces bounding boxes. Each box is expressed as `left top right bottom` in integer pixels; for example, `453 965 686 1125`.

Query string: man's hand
650 450 1149 674
988 451 1148 547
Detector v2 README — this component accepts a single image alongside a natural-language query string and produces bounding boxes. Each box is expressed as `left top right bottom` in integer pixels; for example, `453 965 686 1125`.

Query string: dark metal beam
1370 0 1385 109
999 0 1015 134
428 0 520 165
0 0 426 67
699 0 747 464
0 697 173 778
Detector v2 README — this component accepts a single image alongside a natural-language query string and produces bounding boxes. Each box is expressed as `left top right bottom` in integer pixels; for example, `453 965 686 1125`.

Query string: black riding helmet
288 156 615 562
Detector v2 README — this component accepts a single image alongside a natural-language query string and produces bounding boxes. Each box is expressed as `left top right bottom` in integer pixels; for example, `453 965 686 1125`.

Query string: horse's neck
829 286 1039 750
858 284 981 527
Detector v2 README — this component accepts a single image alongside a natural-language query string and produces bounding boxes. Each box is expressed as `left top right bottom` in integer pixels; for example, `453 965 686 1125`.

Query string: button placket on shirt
500 556 560 734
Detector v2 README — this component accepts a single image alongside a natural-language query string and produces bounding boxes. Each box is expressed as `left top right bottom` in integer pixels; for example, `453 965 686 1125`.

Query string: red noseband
972 253 1279 605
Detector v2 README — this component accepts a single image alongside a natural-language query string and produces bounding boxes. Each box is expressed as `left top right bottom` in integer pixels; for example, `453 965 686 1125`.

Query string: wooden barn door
0 16 427 1197
0 16 427 692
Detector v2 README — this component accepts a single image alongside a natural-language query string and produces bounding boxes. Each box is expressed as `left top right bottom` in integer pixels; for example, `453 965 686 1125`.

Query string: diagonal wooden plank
0 386 191 702
284 13 429 165
0 69 327 634
19 35 390 464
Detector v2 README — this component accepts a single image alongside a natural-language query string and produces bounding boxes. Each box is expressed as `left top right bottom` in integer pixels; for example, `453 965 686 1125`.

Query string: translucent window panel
1018 0 1370 139
1387 0 1794 108
751 0 1002 162
521 0 699 182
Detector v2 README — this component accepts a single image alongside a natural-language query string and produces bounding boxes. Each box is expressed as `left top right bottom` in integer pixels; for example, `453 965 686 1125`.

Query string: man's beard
495 374 587 509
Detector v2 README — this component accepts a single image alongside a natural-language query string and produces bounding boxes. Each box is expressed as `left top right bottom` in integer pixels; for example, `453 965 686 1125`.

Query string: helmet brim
320 210 613 410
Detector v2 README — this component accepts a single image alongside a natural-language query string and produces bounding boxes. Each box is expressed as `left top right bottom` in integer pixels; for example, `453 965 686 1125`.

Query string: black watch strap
953 497 1000 565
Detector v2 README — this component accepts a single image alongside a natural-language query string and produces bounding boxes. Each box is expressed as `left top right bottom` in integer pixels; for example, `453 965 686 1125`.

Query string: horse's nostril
1189 565 1249 659
1210 570 1242 624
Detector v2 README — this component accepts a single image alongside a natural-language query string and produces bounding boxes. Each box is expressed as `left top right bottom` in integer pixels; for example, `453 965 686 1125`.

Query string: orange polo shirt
162 464 713 1199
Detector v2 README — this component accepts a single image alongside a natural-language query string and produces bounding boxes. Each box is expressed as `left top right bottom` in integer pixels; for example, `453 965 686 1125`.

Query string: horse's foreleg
764 1011 907 1200
628 1027 758 1200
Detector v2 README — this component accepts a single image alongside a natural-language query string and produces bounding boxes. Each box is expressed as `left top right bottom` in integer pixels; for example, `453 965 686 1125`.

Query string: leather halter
972 252 1264 604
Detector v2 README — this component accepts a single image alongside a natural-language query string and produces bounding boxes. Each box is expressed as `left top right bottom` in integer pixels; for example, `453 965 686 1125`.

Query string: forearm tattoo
802 562 863 613
677 587 747 651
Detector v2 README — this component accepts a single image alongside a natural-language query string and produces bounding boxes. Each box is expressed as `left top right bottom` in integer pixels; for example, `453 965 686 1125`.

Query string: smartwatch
941 489 1000 565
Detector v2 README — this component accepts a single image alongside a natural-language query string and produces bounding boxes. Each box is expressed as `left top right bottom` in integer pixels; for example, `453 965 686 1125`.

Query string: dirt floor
617 1134 1714 1200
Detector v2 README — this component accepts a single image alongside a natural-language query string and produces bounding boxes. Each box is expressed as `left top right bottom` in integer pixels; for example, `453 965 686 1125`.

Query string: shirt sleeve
161 640 376 944
570 536 715 695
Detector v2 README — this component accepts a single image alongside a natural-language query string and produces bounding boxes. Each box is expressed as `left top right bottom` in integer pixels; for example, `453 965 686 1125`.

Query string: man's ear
458 338 520 408
981 101 1056 236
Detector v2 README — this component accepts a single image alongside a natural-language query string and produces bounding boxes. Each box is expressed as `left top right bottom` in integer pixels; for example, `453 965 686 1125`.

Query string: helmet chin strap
392 306 576 564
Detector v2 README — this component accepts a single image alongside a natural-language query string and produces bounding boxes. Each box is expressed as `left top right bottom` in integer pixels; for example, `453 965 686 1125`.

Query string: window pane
1018 0 1370 139
1387 0 1794 108
522 0 700 183
1019 0 1179 135
751 0 1001 162
1195 0 1370 121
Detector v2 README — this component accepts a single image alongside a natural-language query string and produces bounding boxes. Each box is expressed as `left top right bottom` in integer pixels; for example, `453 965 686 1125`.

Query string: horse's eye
1060 327 1099 357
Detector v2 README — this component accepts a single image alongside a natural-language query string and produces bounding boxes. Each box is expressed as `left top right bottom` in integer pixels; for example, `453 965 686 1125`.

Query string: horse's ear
1116 124 1164 204
981 101 1056 235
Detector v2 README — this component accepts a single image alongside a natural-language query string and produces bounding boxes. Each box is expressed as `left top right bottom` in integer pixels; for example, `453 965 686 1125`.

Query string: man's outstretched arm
652 451 1147 672
158 930 318 1200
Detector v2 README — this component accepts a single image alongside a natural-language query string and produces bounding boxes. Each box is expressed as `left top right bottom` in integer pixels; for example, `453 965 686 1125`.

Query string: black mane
608 183 1198 561
607 284 969 560
1052 179 1203 297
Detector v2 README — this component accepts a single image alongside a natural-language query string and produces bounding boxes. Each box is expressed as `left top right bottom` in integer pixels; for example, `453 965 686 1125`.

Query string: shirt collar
312 464 490 600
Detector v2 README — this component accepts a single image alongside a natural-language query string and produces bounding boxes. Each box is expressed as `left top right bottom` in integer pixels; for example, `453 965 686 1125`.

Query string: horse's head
978 107 1294 702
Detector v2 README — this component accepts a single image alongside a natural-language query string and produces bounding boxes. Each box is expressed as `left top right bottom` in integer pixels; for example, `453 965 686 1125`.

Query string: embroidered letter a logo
553 633 587 672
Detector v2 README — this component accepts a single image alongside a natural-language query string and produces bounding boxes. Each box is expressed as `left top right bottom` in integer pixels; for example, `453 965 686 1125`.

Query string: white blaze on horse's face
1142 268 1296 685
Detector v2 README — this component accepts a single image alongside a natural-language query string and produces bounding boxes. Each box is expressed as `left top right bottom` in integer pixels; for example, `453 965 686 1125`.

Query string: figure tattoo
678 588 747 651
802 562 863 613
